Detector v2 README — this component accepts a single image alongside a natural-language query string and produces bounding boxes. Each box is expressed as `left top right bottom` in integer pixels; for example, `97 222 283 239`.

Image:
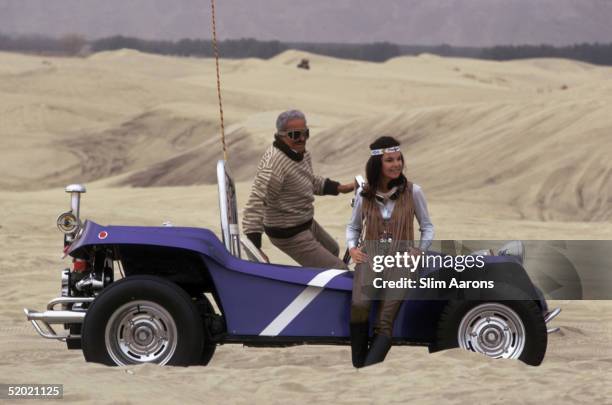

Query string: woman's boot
363 334 392 366
350 322 369 368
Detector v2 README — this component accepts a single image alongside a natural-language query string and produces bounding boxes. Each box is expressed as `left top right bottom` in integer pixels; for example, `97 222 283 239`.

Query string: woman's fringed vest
362 182 415 253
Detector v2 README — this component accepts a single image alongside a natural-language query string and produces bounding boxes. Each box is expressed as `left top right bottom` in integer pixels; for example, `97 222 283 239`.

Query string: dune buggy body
24 161 561 366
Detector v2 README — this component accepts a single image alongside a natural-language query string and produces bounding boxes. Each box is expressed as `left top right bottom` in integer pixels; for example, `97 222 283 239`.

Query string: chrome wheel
104 300 178 366
457 303 526 359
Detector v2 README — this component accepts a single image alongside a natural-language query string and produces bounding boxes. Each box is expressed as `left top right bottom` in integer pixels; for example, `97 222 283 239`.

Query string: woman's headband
370 146 401 156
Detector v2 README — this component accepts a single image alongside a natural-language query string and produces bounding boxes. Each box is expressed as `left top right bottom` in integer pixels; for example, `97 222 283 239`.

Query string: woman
346 136 434 367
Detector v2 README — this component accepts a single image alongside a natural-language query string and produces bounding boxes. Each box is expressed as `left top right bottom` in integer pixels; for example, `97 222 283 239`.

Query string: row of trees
0 33 87 55
91 37 402 62
2 33 612 66
480 43 612 66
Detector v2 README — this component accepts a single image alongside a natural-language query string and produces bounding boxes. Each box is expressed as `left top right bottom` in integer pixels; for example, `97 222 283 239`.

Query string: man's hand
349 247 368 264
337 182 356 194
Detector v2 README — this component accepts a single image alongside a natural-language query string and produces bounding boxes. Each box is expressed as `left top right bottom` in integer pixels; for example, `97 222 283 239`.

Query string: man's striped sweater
242 140 339 248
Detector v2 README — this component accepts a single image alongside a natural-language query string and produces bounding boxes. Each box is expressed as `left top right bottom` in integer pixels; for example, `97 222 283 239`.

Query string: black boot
363 334 392 366
350 322 369 368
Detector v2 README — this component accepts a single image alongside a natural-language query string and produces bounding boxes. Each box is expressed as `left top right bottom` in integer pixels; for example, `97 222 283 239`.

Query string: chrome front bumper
24 297 94 341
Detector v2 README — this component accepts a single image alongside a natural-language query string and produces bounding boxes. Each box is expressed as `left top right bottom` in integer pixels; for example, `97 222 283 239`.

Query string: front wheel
81 276 205 366
436 284 547 366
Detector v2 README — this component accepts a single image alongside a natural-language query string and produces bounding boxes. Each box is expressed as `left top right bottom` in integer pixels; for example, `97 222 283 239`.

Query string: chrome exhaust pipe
544 307 561 324
25 308 85 324
24 296 93 341
545 307 561 334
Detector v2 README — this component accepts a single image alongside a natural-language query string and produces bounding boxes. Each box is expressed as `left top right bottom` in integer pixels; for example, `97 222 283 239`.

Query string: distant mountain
2 0 612 46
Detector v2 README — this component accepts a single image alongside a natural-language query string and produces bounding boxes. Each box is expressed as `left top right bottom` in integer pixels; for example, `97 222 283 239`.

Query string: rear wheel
436 284 547 366
457 303 526 359
81 275 206 366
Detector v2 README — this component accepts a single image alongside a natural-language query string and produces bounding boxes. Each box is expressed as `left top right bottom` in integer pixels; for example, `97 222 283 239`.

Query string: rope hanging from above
210 0 227 161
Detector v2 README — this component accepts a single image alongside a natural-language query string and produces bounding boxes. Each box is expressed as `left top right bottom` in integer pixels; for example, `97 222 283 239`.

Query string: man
242 109 354 269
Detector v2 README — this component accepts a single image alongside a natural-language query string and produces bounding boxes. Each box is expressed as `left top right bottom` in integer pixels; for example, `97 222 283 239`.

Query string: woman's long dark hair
362 136 407 199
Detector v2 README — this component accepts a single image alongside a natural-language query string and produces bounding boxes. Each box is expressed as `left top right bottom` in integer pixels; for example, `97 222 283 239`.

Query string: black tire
436 284 547 366
81 275 205 366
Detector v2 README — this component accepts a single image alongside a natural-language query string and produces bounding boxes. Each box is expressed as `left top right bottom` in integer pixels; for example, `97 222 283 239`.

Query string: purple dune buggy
25 161 560 366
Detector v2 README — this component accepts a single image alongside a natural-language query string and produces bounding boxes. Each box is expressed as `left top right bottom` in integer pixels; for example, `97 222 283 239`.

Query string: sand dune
312 100 612 222
1 49 611 403
2 50 612 211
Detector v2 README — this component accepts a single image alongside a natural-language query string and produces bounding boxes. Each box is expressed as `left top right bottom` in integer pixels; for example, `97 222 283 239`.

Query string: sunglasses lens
288 129 309 140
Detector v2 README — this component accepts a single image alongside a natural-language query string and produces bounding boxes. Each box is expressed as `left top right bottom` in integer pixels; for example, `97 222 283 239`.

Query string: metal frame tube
70 193 81 219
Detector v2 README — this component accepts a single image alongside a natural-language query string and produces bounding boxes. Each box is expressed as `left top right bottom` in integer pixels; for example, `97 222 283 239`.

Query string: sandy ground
1 50 611 403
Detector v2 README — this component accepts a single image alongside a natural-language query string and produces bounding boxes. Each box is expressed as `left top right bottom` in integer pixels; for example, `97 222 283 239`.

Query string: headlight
57 211 81 234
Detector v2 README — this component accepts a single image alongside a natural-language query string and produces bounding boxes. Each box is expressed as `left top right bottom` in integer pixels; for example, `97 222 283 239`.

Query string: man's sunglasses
278 128 310 141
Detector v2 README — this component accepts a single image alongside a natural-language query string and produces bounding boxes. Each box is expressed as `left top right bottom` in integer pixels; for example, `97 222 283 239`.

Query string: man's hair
276 109 307 132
